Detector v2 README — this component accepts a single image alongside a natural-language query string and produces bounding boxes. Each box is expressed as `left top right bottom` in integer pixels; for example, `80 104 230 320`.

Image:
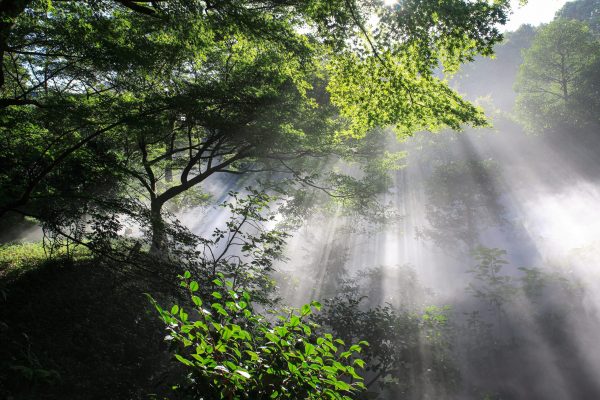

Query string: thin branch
278 159 348 198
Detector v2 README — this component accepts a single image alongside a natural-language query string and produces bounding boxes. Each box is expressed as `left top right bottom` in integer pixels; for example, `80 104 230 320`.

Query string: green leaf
213 278 223 287
235 370 251 379
192 295 202 307
301 304 312 316
349 344 361 353
311 301 322 311
214 365 229 374
212 303 228 316
174 354 193 366
304 342 316 356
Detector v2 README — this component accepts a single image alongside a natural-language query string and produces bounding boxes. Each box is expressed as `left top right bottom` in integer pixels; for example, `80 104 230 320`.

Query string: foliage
452 24 537 110
460 246 600 398
420 158 505 253
515 19 600 131
0 255 175 400
189 189 290 305
149 273 367 400
0 0 519 252
314 267 459 398
466 247 516 316
0 242 53 272
557 0 600 34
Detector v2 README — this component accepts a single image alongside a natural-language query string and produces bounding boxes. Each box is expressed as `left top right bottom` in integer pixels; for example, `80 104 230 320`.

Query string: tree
452 24 537 110
420 158 505 253
515 19 600 131
190 190 290 305
556 0 600 34
0 0 518 254
466 247 516 320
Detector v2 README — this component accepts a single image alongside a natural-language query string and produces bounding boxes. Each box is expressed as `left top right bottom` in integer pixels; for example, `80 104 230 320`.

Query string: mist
172 16 600 400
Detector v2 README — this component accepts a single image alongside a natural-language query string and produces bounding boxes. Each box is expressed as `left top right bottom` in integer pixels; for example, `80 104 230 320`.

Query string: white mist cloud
520 181 600 260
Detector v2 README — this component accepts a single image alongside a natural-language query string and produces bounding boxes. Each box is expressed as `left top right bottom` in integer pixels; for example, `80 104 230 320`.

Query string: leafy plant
148 273 367 400
0 0 519 254
466 247 516 317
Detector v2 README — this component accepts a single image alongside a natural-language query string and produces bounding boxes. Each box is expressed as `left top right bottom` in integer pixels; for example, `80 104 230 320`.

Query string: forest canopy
0 0 513 253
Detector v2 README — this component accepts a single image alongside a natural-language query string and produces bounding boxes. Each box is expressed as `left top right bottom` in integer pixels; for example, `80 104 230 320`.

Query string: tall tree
515 19 600 132
0 0 518 252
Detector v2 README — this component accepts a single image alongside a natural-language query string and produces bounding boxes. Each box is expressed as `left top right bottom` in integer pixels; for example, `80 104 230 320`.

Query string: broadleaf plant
148 273 367 399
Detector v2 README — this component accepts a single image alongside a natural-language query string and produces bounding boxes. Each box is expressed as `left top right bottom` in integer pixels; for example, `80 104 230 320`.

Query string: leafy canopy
0 0 530 259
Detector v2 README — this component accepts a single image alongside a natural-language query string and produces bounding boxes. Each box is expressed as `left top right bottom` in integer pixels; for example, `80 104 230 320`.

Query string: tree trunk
560 53 569 101
165 117 176 182
165 157 173 182
150 200 166 255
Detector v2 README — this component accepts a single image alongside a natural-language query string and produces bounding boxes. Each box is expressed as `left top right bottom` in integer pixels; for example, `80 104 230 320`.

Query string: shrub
148 272 367 400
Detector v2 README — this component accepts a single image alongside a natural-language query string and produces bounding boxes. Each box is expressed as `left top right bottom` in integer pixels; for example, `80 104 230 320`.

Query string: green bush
149 272 368 400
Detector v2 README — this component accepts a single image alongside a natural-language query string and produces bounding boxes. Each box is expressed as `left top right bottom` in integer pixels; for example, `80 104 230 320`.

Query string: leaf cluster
149 273 368 399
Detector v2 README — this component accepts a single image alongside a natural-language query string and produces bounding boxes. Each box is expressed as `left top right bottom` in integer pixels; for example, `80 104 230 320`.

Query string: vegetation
150 273 367 399
316 279 459 399
0 0 512 253
557 0 600 33
3 0 600 399
0 241 88 277
516 19 600 131
0 249 172 400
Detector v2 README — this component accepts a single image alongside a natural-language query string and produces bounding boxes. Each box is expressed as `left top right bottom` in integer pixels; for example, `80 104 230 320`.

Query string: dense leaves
515 19 600 131
149 273 367 399
0 0 518 250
